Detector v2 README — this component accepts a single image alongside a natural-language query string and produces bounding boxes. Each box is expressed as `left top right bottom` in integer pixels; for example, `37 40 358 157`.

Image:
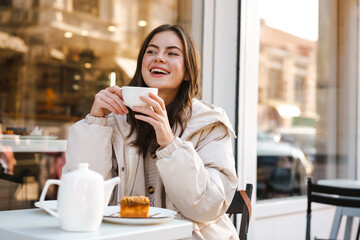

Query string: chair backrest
0 173 24 184
227 184 253 240
306 177 360 240
0 173 25 210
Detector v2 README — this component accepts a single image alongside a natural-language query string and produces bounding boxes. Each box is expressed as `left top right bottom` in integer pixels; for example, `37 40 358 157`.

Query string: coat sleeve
63 115 113 179
156 123 238 222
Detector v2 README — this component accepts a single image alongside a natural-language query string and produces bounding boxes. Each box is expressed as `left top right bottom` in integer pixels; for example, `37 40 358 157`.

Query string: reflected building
258 19 317 131
257 20 318 200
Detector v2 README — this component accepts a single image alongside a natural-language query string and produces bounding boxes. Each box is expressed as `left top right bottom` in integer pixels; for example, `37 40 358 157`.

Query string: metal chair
227 184 253 240
306 177 360 240
0 172 25 210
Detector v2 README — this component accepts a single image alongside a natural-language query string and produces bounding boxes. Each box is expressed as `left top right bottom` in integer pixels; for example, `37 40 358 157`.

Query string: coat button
148 186 155 194
121 167 125 171
150 153 157 159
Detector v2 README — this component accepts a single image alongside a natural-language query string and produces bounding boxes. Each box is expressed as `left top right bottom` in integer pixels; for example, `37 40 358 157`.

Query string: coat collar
182 98 236 140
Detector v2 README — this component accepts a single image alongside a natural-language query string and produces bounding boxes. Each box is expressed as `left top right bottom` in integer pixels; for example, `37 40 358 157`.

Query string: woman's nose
154 54 166 63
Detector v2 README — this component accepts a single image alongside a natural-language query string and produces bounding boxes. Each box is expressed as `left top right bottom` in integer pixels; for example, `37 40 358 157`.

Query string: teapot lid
78 163 89 170
63 162 103 181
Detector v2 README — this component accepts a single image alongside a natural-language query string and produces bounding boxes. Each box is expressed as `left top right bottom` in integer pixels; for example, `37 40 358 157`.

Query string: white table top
0 139 67 152
317 178 360 189
0 208 193 240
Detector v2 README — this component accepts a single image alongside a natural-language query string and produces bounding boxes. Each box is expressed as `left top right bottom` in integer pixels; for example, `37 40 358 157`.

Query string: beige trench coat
63 98 239 240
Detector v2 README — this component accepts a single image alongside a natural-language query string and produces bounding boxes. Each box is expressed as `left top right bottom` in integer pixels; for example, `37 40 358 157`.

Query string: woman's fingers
103 90 128 114
108 86 128 114
149 92 166 110
135 94 165 115
96 97 122 115
130 95 159 118
91 87 128 116
93 91 121 115
132 93 175 147
109 85 123 98
134 114 159 127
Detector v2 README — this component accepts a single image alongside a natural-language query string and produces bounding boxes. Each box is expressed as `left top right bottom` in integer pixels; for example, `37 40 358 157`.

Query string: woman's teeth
151 68 168 74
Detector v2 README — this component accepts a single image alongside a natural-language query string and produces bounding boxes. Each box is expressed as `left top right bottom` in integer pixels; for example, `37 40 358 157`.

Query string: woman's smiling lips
150 66 170 77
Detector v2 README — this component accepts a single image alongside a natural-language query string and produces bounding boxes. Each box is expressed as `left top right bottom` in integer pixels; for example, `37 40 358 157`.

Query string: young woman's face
141 31 187 102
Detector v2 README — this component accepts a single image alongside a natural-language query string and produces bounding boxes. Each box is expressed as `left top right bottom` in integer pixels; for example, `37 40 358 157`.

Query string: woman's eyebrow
147 44 183 52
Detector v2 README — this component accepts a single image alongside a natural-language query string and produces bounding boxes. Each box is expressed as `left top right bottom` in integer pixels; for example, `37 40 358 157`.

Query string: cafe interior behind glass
0 0 193 210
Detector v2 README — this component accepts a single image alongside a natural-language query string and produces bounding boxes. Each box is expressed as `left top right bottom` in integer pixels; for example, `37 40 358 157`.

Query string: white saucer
34 200 57 210
34 201 176 225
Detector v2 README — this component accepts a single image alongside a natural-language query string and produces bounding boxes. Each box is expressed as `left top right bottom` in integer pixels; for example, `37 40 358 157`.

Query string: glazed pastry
120 196 150 218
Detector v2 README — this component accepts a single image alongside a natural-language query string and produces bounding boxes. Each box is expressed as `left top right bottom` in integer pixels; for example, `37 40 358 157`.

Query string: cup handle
39 179 61 218
115 87 128 106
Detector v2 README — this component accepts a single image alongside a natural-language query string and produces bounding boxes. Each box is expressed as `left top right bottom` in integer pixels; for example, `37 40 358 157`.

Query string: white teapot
39 163 120 232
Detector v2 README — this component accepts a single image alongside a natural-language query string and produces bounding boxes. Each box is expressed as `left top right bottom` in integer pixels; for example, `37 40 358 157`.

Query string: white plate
103 206 176 225
35 202 176 225
34 200 57 210
21 135 58 140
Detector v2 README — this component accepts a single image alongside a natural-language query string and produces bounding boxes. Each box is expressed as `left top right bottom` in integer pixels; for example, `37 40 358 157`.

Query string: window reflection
258 0 357 200
0 0 194 127
258 6 317 200
73 0 99 16
0 0 197 210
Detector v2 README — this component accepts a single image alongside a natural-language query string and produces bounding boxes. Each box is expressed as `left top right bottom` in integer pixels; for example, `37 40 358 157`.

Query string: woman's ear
184 73 190 81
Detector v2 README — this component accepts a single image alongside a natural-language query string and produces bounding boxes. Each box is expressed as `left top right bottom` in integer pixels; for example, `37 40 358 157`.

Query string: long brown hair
127 24 201 157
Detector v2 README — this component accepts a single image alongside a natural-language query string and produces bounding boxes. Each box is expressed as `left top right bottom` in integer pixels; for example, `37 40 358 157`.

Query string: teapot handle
39 179 61 218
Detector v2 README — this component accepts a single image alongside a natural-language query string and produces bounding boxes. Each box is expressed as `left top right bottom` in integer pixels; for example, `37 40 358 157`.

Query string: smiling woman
63 24 239 240
141 31 187 103
125 25 201 157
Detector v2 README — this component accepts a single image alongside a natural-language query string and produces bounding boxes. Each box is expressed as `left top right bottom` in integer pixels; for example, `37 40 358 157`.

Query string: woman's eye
168 52 179 56
146 50 156 54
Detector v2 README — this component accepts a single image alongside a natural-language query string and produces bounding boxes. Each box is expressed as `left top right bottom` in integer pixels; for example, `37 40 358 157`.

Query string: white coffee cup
122 86 158 107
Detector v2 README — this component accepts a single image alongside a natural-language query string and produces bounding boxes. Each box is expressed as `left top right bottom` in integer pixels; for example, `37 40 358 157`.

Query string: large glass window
257 0 357 201
0 0 200 210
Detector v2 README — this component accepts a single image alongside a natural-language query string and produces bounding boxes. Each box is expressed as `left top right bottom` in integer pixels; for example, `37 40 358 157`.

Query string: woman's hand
90 86 128 117
131 93 175 148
